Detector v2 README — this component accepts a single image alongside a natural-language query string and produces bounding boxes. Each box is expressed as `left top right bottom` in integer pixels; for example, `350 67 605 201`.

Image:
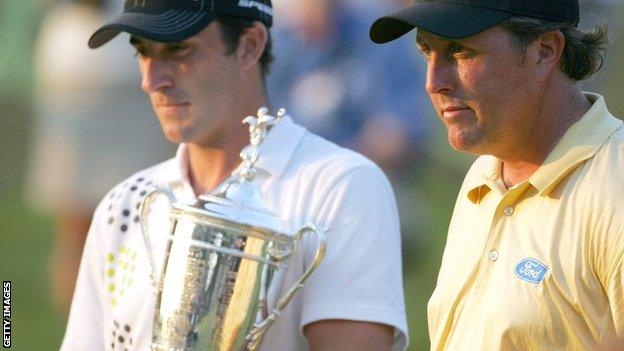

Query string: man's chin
447 132 483 155
161 128 188 144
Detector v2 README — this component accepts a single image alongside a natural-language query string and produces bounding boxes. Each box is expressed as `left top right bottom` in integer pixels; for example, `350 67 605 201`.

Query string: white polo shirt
61 116 408 351
428 94 624 350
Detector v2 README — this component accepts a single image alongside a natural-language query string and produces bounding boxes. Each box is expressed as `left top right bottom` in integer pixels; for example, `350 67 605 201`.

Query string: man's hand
304 319 394 351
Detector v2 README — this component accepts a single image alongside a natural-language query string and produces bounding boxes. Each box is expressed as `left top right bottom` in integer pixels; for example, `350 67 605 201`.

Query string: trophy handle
139 187 177 296
246 224 327 350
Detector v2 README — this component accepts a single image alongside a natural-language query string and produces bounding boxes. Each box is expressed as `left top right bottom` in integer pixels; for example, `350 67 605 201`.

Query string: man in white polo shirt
370 0 623 349
61 0 408 350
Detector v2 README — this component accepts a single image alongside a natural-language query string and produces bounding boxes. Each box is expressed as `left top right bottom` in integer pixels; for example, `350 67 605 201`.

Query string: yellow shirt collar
467 93 623 203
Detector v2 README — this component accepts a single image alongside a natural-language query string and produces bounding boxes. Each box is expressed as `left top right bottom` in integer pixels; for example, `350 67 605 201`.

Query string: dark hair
215 15 274 81
500 16 610 81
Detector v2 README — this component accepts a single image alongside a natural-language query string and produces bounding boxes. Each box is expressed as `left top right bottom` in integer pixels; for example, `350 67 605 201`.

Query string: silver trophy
140 107 327 351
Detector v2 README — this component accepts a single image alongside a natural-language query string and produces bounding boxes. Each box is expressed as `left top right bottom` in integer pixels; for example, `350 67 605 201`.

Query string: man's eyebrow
129 36 143 46
415 36 466 51
415 36 430 51
415 35 435 47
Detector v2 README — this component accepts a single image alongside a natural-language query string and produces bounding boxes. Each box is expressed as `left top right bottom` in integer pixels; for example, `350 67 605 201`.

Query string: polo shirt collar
466 93 623 203
165 115 306 190
530 93 622 196
466 155 503 204
252 115 306 178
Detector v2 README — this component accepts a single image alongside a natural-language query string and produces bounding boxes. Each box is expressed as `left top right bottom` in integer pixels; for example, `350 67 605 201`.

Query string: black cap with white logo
369 0 580 44
89 0 273 48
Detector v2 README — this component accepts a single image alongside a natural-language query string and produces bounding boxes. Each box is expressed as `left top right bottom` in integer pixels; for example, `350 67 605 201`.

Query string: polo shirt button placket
503 206 514 216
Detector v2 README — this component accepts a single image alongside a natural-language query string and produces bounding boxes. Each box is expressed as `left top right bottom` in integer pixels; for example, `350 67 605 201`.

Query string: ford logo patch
514 258 549 284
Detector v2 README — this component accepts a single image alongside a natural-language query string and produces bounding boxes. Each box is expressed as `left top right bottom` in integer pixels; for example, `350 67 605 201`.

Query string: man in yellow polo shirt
370 0 623 349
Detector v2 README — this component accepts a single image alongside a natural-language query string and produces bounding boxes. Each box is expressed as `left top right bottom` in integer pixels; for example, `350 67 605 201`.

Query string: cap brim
370 2 512 44
88 9 216 48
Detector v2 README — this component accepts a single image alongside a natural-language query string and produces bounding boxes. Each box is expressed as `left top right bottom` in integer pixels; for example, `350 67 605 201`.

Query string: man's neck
187 90 269 196
187 142 244 196
501 87 592 189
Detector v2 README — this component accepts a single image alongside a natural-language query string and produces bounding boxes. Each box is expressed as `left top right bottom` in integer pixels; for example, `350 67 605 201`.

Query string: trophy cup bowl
139 108 327 351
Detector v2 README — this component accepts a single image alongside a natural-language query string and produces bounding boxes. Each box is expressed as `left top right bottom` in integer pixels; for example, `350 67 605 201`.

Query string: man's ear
531 29 566 81
236 21 268 71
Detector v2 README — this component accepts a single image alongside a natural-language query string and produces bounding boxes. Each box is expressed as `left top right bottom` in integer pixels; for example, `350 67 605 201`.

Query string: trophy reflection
140 108 326 350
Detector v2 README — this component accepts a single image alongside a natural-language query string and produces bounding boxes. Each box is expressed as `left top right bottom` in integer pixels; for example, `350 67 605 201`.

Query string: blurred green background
1 0 623 350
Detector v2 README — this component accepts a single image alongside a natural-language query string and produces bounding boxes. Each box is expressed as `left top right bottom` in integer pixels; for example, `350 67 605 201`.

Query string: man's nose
425 54 454 95
140 57 173 94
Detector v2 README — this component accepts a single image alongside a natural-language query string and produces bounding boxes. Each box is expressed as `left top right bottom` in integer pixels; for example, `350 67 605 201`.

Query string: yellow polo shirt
428 93 624 350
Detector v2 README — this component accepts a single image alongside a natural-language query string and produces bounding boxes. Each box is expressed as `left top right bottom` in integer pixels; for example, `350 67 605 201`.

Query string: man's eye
418 46 432 58
450 46 464 53
132 46 147 57
449 43 469 56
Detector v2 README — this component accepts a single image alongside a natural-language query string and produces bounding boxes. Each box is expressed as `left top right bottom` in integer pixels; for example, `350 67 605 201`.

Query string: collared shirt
61 116 408 351
428 93 624 350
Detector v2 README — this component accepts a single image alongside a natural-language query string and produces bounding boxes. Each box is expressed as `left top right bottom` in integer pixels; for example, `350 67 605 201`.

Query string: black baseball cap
370 0 580 44
89 0 273 48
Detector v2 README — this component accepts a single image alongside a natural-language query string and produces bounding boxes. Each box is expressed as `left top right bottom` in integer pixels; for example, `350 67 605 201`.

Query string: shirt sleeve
60 202 107 350
299 163 408 351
